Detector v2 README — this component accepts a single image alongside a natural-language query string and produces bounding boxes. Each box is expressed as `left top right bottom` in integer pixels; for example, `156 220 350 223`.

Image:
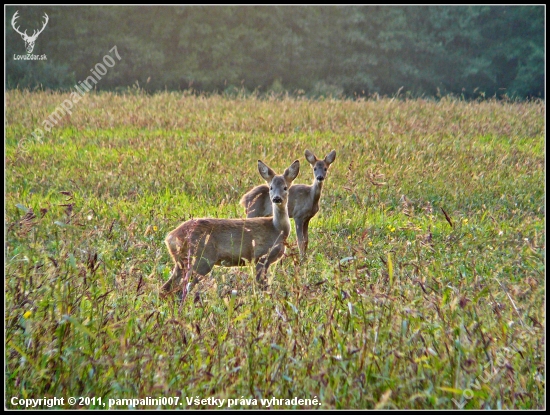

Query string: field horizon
5 91 545 409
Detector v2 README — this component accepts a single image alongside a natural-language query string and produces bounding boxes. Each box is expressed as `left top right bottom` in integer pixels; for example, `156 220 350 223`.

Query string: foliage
5 91 545 409
5 6 544 98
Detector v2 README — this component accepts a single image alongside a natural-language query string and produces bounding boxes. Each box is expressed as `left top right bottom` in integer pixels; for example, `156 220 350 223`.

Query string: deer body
162 160 299 299
240 150 336 256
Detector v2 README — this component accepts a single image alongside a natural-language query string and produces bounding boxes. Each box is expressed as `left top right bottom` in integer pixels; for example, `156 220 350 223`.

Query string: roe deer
240 149 336 256
161 159 300 300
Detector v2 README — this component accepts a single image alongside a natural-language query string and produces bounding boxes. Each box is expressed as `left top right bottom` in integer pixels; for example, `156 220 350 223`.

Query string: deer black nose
316 176 325 181
272 196 283 204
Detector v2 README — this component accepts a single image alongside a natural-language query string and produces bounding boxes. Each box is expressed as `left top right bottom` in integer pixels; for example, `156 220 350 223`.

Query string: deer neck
272 202 291 237
311 178 324 204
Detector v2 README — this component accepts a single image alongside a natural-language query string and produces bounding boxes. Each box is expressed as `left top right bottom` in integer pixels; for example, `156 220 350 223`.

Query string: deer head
12 11 49 54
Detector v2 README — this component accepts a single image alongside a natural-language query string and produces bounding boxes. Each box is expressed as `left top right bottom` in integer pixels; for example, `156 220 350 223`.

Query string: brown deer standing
162 159 300 300
240 150 336 256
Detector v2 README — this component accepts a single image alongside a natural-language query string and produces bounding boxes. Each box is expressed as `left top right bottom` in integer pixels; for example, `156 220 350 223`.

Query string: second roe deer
161 159 300 300
240 149 336 256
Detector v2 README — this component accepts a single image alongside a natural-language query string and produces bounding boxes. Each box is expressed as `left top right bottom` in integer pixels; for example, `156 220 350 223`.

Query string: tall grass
5 91 545 409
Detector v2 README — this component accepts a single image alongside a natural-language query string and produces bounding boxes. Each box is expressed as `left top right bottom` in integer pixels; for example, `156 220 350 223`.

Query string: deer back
168 216 288 266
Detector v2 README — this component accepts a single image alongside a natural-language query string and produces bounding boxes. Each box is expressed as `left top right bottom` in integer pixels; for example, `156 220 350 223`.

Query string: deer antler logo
11 11 49 54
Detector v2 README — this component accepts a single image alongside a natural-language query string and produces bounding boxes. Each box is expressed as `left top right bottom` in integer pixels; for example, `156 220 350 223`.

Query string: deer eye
270 186 272 190
324 168 327 171
284 187 288 191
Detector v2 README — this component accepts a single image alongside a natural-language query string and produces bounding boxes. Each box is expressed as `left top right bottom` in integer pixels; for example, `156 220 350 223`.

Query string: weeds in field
5 91 545 409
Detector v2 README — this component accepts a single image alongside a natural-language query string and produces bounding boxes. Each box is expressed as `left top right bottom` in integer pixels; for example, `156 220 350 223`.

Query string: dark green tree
5 5 544 99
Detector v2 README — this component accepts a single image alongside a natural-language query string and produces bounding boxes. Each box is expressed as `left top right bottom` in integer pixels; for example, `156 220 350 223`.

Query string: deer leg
255 244 284 288
255 260 269 288
181 255 215 301
295 219 306 257
303 219 311 256
162 234 191 296
179 268 195 302
161 261 186 296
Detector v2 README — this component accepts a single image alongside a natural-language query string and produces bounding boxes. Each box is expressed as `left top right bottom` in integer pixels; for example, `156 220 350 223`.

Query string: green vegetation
6 6 544 99
5 91 545 409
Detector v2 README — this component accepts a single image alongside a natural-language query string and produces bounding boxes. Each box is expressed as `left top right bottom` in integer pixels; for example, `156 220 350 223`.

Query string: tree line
6 6 544 99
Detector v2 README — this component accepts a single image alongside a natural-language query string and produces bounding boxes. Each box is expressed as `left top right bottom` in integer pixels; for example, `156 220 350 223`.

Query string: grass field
5 90 545 409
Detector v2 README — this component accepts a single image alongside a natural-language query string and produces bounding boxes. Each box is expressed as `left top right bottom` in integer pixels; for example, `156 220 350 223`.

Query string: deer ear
258 160 276 182
284 160 300 183
304 150 317 166
324 150 336 165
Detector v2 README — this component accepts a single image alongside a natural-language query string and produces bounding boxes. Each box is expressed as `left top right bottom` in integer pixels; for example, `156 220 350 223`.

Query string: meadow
5 90 545 409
